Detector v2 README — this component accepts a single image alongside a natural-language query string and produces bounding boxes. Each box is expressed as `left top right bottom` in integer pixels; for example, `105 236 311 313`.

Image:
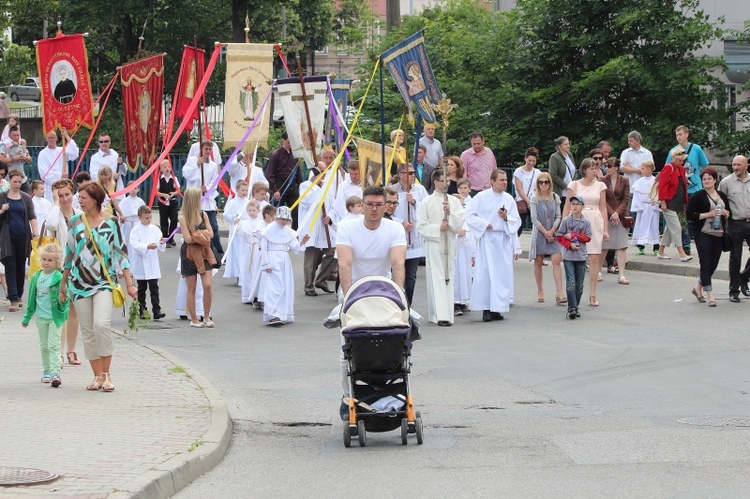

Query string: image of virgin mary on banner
276 76 328 168
121 54 164 171
35 32 95 133
326 78 351 149
381 31 441 124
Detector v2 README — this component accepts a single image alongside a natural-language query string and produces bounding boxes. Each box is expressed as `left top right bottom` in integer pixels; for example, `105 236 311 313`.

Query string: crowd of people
3 116 750 391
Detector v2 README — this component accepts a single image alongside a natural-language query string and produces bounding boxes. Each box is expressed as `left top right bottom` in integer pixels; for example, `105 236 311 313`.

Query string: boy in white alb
223 180 250 280
251 181 270 212
129 206 167 319
118 182 146 246
631 160 661 254
31 180 53 227
259 206 308 325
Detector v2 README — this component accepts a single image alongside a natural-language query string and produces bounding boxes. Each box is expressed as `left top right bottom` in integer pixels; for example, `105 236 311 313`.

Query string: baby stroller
340 276 424 447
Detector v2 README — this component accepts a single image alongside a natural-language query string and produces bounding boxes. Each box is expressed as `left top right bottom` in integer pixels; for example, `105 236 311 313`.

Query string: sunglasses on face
537 180 550 185
592 156 603 161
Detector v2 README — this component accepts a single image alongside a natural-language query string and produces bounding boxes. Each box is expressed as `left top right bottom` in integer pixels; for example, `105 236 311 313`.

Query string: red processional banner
121 54 164 171
35 32 95 134
173 47 205 131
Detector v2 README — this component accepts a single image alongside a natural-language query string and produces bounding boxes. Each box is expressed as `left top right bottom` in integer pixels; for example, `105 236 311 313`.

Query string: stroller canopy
341 276 410 332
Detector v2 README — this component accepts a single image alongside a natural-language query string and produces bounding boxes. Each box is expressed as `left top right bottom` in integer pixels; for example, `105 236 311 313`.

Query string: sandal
556 295 567 305
589 295 599 307
41 373 51 383
691 287 706 303
607 266 618 274
618 276 630 285
67 352 82 365
537 294 545 303
86 376 103 391
101 373 115 392
189 321 205 328
597 272 603 282
708 300 717 307
203 321 215 328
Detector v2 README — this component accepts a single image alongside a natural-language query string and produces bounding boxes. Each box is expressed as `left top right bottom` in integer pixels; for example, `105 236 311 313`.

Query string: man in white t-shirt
336 185 407 412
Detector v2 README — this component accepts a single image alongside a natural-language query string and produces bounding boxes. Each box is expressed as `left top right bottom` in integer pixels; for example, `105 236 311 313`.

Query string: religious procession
2 14 750 393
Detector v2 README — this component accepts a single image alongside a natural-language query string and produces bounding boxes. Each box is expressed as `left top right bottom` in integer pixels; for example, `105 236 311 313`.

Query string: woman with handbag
657 147 692 262
686 167 730 307
513 147 541 236
60 182 137 392
46 179 82 365
0 170 38 312
601 158 632 284
179 187 215 328
528 172 564 304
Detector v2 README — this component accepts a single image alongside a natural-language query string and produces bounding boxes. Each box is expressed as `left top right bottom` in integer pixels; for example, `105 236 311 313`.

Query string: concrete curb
110 339 232 499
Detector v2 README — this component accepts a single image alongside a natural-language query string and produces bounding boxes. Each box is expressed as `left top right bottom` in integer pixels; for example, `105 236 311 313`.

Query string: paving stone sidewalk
0 319 230 499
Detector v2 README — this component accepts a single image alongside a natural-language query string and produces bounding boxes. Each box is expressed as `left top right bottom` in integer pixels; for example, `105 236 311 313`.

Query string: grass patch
187 438 204 452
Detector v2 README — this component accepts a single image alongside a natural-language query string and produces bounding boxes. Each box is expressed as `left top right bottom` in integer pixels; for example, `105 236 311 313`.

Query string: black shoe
490 312 504 321
180 315 188 320
305 290 318 296
482 310 493 322
437 320 452 327
454 304 463 316
153 312 166 320
729 294 741 303
567 308 577 320
741 278 750 297
269 317 285 326
316 285 335 294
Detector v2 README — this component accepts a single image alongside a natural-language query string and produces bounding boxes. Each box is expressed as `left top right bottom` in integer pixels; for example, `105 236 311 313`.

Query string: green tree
0 41 35 87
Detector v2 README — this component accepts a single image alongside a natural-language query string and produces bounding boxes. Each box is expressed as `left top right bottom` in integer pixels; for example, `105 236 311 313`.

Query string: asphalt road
118 241 750 498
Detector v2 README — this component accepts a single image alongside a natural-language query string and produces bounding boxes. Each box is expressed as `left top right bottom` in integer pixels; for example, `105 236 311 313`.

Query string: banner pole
379 57 386 186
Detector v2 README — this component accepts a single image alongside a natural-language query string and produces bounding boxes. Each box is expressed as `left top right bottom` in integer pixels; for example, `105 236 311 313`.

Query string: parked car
8 77 41 102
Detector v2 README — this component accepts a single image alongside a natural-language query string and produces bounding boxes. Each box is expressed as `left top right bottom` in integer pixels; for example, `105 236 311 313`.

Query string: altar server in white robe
227 152 268 194
258 206 309 325
240 201 266 304
452 193 475 315
465 169 520 321
416 170 465 326
222 180 250 280
37 129 79 203
129 206 167 319
118 186 146 247
332 161 364 224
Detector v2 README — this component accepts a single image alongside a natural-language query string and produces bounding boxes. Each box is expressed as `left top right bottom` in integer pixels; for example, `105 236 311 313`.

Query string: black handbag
722 231 733 253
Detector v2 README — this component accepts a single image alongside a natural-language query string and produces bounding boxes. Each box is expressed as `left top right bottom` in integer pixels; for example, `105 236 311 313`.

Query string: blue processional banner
326 78 351 148
381 31 441 124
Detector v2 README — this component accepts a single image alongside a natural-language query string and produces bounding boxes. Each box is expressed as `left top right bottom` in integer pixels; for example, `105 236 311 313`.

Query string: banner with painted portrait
120 54 164 171
173 47 205 131
35 32 95 133
223 43 275 152
276 76 328 168
381 31 441 124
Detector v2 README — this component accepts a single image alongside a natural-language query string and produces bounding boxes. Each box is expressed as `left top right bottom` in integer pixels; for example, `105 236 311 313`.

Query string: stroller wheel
400 418 408 445
415 411 424 445
343 421 352 448
357 420 367 447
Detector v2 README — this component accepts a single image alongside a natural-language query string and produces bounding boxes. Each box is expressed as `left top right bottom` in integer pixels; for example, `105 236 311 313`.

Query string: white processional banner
276 76 328 168
223 43 275 152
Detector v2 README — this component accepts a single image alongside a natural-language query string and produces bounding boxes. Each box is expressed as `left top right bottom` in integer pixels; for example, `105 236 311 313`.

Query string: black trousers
694 232 723 291
727 220 750 295
1 237 27 303
404 257 420 306
137 278 161 314
158 202 179 241
278 188 300 230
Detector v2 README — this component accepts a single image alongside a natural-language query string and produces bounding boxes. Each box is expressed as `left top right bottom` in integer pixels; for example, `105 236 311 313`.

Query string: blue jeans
564 260 586 310
205 211 223 255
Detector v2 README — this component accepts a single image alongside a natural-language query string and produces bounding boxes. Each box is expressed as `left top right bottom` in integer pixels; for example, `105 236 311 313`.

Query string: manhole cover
678 417 750 428
142 323 174 330
0 467 59 486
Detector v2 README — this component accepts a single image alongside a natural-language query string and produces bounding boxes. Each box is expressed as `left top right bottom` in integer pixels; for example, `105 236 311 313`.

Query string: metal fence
10 106 41 118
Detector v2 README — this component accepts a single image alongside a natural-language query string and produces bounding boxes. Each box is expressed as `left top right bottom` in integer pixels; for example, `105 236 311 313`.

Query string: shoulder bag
83 215 126 308
28 222 60 279
516 171 535 215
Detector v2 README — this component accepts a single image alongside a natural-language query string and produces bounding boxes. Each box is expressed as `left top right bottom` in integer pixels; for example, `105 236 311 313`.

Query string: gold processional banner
223 43 275 152
355 138 395 186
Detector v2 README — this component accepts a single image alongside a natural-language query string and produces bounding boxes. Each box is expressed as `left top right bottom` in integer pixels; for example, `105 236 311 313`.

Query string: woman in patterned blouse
60 182 137 392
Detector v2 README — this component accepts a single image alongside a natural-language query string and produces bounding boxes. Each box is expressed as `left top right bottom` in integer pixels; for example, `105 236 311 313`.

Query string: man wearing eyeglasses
337 185 406 407
89 133 126 192
383 187 399 220
392 162 428 306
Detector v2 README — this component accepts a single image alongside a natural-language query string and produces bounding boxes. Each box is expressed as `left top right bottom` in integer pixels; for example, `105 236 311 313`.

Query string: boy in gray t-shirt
556 196 593 319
